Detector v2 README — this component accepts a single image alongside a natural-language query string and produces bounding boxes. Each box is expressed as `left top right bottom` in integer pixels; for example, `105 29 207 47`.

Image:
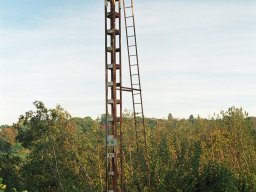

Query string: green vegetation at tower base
0 102 256 191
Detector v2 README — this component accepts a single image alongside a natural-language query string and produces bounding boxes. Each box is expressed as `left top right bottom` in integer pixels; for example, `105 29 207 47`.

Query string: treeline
0 101 256 191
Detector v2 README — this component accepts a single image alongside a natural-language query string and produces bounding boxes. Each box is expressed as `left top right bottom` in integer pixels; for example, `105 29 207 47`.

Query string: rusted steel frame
105 0 123 191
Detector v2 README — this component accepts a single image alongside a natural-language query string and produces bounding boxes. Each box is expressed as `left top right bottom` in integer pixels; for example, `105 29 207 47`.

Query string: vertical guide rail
122 0 151 189
105 0 123 191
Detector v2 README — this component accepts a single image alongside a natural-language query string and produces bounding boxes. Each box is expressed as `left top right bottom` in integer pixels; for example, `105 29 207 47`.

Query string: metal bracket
107 135 117 147
107 153 115 158
109 171 114 176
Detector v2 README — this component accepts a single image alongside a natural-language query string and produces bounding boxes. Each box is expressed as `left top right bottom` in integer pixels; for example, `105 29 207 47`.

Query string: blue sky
0 0 256 124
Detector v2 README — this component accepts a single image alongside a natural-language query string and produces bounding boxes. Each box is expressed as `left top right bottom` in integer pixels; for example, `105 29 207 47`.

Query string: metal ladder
122 0 151 189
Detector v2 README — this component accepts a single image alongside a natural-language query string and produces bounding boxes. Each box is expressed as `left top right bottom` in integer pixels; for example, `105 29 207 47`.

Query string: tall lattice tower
105 0 150 191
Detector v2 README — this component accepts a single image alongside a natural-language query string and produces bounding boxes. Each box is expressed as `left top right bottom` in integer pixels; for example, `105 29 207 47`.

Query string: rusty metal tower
105 0 150 191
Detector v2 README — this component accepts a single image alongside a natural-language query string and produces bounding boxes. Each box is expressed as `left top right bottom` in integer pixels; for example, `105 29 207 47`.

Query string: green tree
15 101 102 191
198 162 238 192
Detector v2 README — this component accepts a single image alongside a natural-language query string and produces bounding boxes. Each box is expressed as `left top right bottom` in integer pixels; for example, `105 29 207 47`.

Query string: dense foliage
0 102 256 191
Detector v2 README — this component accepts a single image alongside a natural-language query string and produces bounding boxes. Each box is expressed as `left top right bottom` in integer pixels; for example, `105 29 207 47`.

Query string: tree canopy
0 103 256 191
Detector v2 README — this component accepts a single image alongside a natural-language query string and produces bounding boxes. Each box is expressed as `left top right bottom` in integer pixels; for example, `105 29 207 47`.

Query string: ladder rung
107 29 120 35
108 117 121 122
108 171 114 176
107 81 121 87
133 84 139 85
130 64 138 66
107 153 115 158
107 12 120 19
126 26 134 28
107 82 113 87
125 6 133 9
130 55 136 57
107 64 121 69
107 47 120 52
132 74 139 76
108 99 121 104
125 15 133 19
128 35 135 38
134 103 142 104
133 93 141 95
128 45 136 47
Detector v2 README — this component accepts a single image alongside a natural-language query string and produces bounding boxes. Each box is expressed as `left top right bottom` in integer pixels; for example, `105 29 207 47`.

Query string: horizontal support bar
107 12 120 19
107 99 121 104
107 29 120 35
118 86 141 92
107 64 121 69
107 46 120 52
